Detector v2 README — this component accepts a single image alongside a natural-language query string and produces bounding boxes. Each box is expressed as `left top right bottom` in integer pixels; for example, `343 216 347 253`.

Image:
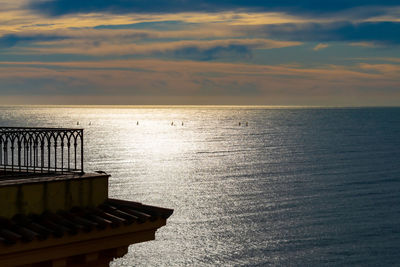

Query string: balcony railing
0 127 84 175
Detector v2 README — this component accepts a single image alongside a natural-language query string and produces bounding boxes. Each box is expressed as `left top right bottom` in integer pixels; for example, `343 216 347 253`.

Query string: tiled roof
0 199 173 246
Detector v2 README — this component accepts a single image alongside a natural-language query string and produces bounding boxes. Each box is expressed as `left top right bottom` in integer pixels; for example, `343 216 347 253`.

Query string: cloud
24 38 302 59
243 21 400 45
349 42 378 48
0 33 67 48
0 0 27 11
1 59 399 106
313 43 328 51
28 0 400 17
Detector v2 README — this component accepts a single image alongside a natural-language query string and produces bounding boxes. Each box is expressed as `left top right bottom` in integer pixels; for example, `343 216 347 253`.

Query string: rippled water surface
1 106 400 266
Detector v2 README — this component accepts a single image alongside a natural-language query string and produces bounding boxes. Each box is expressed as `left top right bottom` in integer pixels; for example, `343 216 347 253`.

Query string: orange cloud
24 38 302 56
313 43 329 51
1 60 399 106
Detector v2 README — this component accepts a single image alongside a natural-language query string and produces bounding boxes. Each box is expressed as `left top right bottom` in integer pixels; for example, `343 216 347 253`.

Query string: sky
1 0 400 106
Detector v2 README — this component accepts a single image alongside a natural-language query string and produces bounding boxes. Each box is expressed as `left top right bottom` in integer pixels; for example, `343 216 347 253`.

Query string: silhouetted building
0 127 173 266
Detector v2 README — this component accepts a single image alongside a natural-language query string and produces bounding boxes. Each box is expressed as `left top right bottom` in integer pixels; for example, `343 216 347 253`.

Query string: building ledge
0 198 173 266
0 171 106 186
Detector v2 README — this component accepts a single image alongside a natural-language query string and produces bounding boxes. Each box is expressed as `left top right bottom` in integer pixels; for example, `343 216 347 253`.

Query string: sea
1 106 399 266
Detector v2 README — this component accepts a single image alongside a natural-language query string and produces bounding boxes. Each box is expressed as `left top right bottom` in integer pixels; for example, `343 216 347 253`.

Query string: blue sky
1 0 400 105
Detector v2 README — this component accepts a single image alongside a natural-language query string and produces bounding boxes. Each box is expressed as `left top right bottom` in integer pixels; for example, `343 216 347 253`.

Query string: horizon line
0 104 399 109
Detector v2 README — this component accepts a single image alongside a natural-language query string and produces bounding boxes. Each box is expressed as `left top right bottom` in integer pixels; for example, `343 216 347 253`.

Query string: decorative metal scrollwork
0 127 84 175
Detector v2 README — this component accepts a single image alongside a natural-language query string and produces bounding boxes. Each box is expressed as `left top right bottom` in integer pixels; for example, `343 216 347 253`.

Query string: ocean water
1 106 400 266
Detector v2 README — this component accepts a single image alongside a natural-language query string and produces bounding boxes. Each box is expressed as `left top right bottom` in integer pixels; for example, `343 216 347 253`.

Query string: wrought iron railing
0 127 83 175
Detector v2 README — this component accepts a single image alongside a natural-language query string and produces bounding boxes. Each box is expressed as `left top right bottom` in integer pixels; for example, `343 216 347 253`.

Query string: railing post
48 139 51 172
74 140 77 171
61 141 64 174
25 140 29 172
11 141 14 172
81 130 84 174
3 142 7 174
0 140 2 169
54 139 57 173
33 139 38 173
17 140 22 172
41 140 44 173
67 140 71 171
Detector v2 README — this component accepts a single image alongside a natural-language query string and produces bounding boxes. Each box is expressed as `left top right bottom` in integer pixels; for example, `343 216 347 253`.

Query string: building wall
0 175 109 218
